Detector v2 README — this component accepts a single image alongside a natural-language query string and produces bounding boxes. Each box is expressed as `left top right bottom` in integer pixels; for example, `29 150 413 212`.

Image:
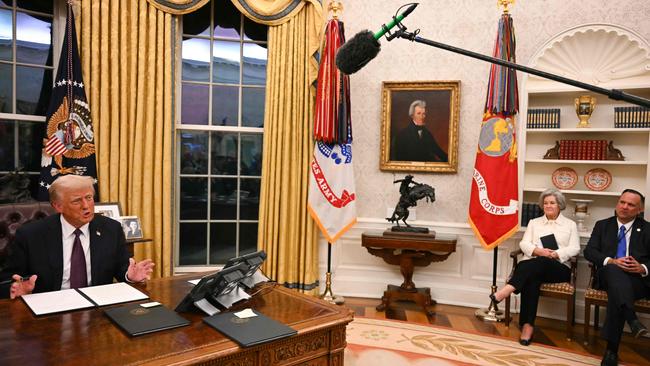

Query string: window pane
212 40 239 84
210 177 236 219
16 11 52 66
16 65 51 115
0 119 15 170
241 87 264 127
181 83 209 125
211 131 237 175
239 223 258 256
180 177 207 219
240 133 262 176
240 178 260 220
181 38 210 82
182 2 210 37
16 1 53 14
214 25 239 39
179 131 208 174
211 85 237 127
209 223 236 264
243 17 267 42
242 43 266 85
0 63 11 113
0 1 10 7
0 9 12 61
179 223 207 265
18 120 44 171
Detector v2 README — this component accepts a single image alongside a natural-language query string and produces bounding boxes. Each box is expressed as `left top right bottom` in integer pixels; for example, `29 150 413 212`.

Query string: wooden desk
0 274 353 365
361 231 457 316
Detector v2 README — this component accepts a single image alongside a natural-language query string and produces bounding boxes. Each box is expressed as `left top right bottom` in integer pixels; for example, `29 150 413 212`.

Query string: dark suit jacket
391 122 448 162
0 214 130 298
583 216 650 288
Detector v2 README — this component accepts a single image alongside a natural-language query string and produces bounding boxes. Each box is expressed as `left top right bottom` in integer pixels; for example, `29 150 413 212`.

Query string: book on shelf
614 106 650 128
527 108 561 129
556 139 608 160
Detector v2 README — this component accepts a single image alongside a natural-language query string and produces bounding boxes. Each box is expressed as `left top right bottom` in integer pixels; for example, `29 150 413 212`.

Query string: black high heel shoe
489 293 501 304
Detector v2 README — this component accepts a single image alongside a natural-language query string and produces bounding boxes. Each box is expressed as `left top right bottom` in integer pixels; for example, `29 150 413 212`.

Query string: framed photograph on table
120 216 143 240
94 202 122 221
380 81 460 173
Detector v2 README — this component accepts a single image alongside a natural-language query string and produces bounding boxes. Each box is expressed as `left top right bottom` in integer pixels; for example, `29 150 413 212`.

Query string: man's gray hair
538 188 566 211
409 100 426 117
48 175 95 203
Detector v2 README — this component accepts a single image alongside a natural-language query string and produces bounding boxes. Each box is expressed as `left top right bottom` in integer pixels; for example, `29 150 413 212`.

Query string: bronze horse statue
0 170 34 204
386 178 435 228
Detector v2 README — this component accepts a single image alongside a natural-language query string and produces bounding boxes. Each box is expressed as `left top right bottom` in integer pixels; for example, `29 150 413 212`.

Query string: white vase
570 199 593 232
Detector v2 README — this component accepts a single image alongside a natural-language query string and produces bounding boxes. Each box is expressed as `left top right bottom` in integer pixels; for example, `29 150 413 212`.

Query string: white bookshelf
519 24 650 232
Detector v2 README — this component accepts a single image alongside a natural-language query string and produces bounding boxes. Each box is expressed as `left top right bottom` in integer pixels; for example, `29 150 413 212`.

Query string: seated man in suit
584 189 650 366
0 175 154 299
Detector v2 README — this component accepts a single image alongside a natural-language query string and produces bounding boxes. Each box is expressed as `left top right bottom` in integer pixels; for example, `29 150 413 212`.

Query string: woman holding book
490 188 580 346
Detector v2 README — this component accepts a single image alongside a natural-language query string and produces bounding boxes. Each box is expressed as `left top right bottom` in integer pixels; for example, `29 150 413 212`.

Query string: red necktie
70 229 87 289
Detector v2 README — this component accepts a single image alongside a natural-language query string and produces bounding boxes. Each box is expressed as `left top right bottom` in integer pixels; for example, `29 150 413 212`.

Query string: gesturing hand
127 258 155 282
9 274 37 299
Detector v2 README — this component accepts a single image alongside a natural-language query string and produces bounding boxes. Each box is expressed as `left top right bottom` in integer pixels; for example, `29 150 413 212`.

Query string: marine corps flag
38 5 97 201
308 18 356 243
468 12 519 250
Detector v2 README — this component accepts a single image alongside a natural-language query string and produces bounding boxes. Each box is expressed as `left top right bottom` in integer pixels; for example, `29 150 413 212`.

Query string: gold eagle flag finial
328 0 343 20
497 0 515 13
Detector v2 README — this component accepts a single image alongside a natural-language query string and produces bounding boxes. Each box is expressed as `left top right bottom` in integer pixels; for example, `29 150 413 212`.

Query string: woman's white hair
538 188 566 211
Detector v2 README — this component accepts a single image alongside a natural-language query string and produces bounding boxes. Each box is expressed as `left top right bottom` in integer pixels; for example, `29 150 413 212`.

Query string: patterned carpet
345 317 603 366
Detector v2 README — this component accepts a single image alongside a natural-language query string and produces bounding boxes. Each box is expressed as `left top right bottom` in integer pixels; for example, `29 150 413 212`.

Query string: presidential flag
38 5 97 201
308 19 356 243
468 12 519 250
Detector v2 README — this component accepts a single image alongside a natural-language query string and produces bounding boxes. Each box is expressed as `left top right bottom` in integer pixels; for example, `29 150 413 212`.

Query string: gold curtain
74 1 175 278
256 2 322 293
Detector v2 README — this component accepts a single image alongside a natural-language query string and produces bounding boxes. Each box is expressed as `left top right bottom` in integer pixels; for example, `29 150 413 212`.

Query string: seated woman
490 188 580 346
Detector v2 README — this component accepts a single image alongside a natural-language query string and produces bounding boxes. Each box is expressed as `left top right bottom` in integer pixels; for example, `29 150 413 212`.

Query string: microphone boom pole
393 30 650 108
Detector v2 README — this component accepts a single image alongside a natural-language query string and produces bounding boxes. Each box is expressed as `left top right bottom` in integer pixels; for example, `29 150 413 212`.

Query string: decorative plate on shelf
584 168 612 191
551 167 578 189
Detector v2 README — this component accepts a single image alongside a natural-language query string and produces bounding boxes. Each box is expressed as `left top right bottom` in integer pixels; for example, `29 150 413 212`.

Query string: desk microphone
335 3 418 74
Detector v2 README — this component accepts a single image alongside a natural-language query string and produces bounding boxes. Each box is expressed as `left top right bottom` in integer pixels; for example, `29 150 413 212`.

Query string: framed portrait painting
94 202 122 221
380 81 460 173
120 216 144 240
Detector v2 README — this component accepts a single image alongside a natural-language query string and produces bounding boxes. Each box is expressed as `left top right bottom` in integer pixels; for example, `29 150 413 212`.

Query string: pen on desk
0 276 32 286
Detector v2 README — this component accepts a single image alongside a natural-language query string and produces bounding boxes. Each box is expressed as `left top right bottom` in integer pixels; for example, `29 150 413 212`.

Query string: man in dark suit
584 189 650 366
0 175 154 299
391 100 448 162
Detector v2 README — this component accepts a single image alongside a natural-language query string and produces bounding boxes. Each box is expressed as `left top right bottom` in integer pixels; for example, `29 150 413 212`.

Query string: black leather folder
540 234 559 250
203 309 297 347
104 303 190 336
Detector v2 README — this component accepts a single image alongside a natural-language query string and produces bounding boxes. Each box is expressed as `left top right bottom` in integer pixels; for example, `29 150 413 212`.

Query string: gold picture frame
380 81 460 173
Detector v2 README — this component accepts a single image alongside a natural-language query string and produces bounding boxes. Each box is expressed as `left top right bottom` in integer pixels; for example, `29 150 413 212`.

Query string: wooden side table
125 238 152 257
361 231 457 316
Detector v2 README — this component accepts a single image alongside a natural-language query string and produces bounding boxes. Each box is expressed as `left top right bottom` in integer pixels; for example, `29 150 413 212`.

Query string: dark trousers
508 257 570 327
598 265 650 345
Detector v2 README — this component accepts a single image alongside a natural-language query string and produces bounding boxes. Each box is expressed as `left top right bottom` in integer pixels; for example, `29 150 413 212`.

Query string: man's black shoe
629 319 649 338
600 350 618 366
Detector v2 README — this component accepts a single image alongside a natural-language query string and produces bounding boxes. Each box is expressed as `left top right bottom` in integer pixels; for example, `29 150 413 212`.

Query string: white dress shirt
519 213 581 267
60 216 92 289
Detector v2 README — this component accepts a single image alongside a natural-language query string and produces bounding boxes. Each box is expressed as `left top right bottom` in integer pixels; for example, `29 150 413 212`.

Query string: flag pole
475 246 505 321
320 241 344 304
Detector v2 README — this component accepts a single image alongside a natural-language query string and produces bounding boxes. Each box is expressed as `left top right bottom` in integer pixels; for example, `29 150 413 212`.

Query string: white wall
318 0 650 324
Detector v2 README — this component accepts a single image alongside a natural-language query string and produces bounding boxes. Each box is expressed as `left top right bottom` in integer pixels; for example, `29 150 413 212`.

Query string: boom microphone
335 3 418 74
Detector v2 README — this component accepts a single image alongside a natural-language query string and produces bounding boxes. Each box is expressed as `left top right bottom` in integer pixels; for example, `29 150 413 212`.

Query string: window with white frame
177 1 267 268
0 1 59 196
